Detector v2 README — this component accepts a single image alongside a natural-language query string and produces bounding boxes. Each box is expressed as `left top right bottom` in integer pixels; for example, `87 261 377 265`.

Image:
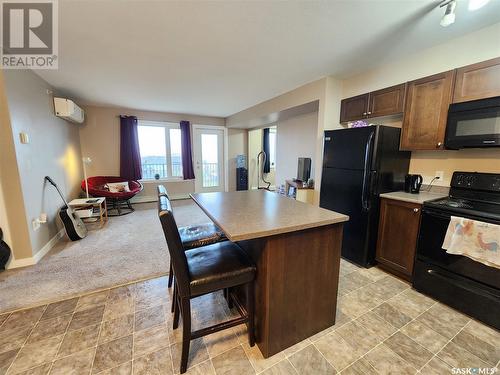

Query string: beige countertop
190 190 349 241
379 191 447 204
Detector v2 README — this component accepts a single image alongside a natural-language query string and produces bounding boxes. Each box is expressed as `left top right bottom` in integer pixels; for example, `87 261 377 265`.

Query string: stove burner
435 199 473 209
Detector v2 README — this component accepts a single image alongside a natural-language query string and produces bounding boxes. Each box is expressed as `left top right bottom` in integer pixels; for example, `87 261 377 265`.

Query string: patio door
193 127 225 193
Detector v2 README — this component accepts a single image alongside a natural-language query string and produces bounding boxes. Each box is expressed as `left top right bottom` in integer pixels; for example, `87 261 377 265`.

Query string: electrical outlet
435 171 444 181
32 219 40 231
19 132 30 144
39 213 47 223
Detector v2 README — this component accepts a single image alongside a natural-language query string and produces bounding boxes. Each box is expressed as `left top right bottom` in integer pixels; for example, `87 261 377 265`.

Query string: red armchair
81 176 143 216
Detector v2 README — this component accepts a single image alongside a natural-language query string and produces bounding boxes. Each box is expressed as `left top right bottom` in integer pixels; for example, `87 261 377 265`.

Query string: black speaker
297 157 311 182
236 168 248 191
0 228 11 271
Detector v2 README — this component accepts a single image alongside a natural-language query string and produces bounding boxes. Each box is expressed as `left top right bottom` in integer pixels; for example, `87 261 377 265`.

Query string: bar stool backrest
158 195 191 297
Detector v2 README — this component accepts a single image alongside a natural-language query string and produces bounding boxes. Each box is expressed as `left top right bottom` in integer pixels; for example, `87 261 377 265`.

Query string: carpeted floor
0 200 209 313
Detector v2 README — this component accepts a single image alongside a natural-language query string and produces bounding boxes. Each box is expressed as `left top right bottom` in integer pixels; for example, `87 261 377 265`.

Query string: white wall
2 70 84 259
247 127 276 189
0 70 33 262
323 76 344 131
342 22 500 99
0 179 11 248
275 111 319 189
248 128 263 189
227 22 500 198
226 78 326 129
80 105 226 200
340 22 500 186
81 105 225 177
227 77 337 203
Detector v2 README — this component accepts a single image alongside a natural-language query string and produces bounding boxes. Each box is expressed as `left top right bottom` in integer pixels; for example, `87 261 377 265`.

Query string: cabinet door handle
363 112 367 116
413 208 419 213
436 142 442 148
367 111 372 115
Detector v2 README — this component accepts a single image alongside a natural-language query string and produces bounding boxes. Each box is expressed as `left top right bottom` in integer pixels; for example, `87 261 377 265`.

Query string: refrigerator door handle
361 131 375 211
369 170 378 197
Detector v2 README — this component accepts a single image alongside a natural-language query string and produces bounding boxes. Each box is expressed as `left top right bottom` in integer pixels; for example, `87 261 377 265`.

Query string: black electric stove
424 171 500 221
425 197 500 222
413 171 500 329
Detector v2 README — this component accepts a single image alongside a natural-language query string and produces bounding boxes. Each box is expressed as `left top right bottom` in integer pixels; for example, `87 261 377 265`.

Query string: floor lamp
82 157 92 199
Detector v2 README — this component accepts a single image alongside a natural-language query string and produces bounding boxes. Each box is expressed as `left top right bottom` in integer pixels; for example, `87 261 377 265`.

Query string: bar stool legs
173 289 180 330
223 287 234 309
168 261 174 288
171 282 256 373
180 297 191 374
246 282 256 347
158 193 256 374
171 282 177 313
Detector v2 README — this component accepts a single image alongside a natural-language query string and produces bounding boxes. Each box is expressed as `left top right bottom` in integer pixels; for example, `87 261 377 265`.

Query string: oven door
416 207 500 290
445 105 500 149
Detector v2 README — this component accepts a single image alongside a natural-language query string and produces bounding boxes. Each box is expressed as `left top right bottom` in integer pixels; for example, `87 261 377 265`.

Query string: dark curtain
119 115 142 181
262 128 270 173
180 121 195 180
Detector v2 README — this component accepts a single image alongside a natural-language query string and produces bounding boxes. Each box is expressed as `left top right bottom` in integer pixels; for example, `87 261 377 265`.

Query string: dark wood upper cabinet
453 57 500 103
368 83 406 118
376 198 421 280
400 70 455 151
340 84 406 123
339 58 499 146
340 94 369 123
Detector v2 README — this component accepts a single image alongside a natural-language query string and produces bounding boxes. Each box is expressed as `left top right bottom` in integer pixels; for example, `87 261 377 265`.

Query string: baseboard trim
132 194 191 203
34 229 65 263
6 257 33 269
6 229 65 269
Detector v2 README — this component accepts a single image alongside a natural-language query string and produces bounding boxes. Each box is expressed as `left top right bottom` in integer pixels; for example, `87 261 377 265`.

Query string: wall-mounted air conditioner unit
53 97 85 124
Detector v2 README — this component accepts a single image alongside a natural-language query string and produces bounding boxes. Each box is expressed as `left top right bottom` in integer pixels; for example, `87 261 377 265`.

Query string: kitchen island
190 190 349 357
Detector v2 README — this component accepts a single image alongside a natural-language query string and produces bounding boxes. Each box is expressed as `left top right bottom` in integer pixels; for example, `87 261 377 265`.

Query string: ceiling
37 0 500 117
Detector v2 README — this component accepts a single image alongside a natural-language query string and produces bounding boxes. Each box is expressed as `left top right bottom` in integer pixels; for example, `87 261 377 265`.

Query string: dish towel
442 216 500 269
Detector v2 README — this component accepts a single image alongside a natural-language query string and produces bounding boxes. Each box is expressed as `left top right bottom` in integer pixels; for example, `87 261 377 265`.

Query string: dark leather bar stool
158 195 256 373
156 185 226 288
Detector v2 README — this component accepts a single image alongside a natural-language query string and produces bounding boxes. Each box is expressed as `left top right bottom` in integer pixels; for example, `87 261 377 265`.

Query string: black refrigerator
320 126 411 267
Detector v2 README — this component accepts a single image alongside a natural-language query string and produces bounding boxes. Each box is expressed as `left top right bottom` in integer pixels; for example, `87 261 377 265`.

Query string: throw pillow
105 182 131 193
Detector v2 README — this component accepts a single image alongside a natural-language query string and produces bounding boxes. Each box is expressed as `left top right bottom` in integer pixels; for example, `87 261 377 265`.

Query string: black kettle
405 174 423 194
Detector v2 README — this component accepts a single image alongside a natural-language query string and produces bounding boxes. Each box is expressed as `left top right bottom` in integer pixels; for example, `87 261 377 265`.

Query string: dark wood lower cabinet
237 224 343 357
376 198 421 280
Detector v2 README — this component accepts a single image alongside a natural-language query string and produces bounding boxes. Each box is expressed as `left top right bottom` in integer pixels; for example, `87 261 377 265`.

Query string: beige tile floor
1 259 499 374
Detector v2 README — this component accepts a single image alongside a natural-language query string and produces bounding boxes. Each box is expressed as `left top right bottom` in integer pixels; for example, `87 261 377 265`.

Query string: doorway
248 126 276 190
193 126 226 193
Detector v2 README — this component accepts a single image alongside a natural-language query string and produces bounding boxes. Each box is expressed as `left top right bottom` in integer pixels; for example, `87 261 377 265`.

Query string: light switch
19 132 30 144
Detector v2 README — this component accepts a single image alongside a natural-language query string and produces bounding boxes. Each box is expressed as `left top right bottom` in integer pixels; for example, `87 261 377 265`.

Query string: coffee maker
405 174 423 194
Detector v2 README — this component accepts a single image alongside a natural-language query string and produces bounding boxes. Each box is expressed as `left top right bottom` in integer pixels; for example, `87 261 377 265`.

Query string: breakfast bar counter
191 190 349 357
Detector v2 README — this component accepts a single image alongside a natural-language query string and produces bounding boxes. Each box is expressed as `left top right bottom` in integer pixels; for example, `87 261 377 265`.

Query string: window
269 127 276 169
137 121 183 179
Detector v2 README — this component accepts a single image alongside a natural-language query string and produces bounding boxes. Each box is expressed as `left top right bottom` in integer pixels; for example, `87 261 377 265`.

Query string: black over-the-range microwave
445 96 500 149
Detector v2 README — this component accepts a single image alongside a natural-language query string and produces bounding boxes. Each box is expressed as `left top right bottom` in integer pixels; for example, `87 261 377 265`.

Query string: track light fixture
440 0 457 27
